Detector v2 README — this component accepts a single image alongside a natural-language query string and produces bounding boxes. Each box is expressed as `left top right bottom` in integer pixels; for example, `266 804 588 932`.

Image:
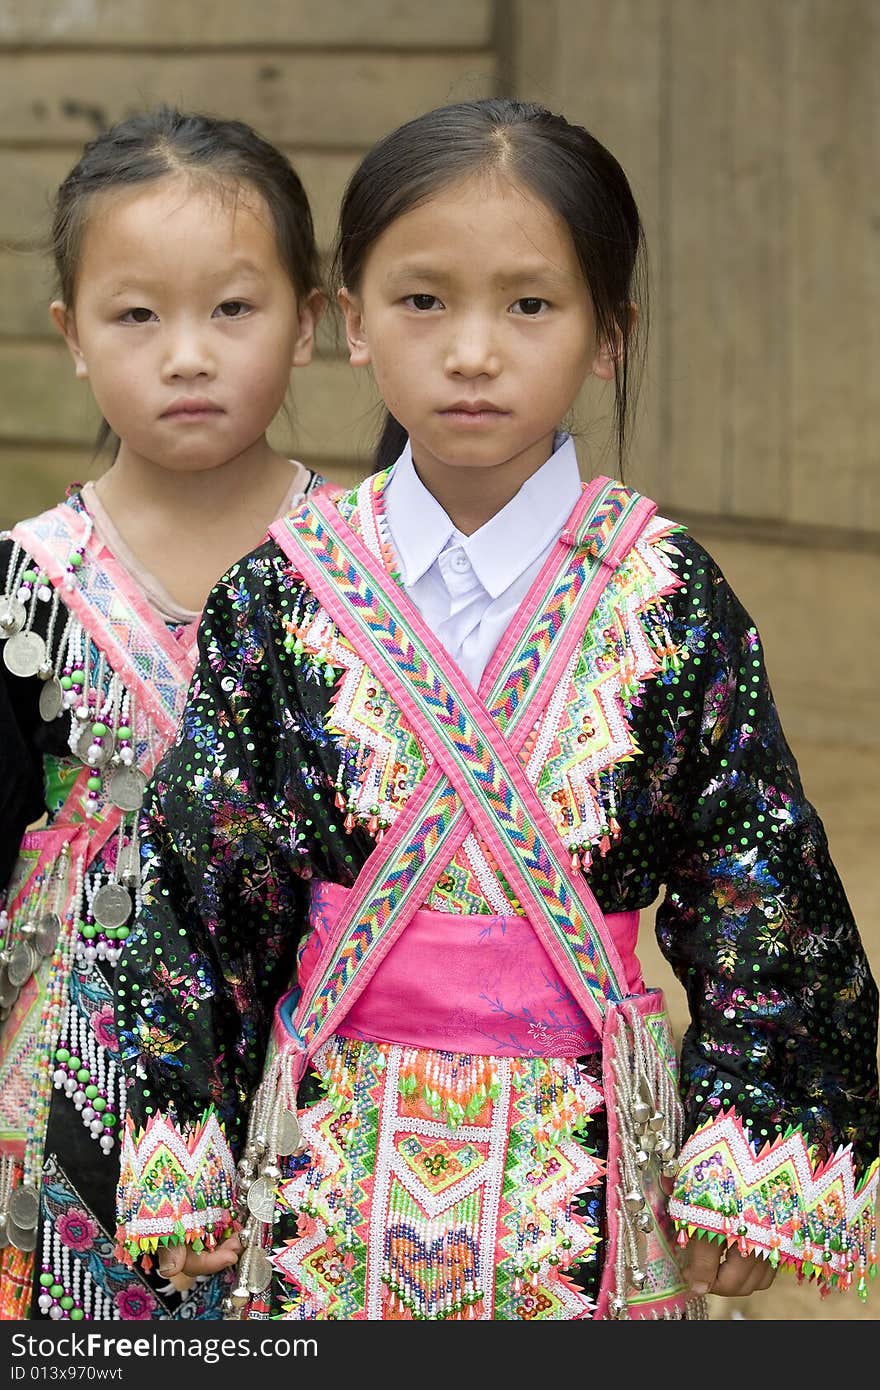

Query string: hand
685 1236 776 1297
156 1233 242 1282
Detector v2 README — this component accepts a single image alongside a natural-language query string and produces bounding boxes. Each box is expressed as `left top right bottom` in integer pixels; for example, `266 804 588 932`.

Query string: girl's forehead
86 171 270 233
365 171 579 275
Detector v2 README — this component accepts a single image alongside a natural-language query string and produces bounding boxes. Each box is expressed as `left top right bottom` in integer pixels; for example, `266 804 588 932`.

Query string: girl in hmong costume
0 107 324 1319
114 100 879 1321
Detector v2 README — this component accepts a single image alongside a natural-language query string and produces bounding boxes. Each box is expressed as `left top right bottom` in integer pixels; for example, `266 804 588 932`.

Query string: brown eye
513 298 546 316
122 307 155 324
215 300 250 318
407 294 440 311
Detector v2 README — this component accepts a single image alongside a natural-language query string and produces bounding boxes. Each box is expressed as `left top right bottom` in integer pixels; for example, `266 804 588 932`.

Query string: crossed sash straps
269 476 658 1063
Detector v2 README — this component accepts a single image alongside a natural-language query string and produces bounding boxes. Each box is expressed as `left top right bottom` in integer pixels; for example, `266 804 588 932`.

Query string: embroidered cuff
667 1108 878 1299
115 1107 237 1267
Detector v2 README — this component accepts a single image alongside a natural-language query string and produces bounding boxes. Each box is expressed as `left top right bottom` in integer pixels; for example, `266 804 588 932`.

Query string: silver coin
244 1246 273 1294
8 1183 39 1229
275 1108 302 1156
109 766 147 813
0 967 18 1010
7 1216 37 1252
0 598 26 635
3 630 47 679
245 1176 276 1223
0 1213 9 1249
35 911 61 957
38 676 64 721
6 941 36 988
92 882 132 930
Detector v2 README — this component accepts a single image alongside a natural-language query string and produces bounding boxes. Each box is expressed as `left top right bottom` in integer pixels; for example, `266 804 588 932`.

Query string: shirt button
450 551 470 573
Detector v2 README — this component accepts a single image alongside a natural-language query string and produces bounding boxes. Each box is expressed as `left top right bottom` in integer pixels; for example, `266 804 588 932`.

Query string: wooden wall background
0 0 877 743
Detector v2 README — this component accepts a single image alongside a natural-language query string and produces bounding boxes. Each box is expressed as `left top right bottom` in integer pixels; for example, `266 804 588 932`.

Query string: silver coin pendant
35 911 61 957
39 677 64 721
7 1217 37 1252
92 883 132 930
245 1176 276 1223
6 942 36 988
8 1183 39 1230
3 631 47 679
109 767 146 813
0 598 26 635
275 1108 302 1156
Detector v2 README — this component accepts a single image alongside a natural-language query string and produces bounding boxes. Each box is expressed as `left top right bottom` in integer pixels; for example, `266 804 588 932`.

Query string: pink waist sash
293 880 643 1057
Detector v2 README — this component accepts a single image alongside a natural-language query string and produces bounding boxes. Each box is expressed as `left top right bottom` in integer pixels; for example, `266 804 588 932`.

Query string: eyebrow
383 262 571 289
105 260 269 297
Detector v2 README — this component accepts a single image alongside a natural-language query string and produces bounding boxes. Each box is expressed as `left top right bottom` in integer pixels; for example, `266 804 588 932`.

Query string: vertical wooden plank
508 0 664 498
788 0 879 530
726 0 788 521
662 0 729 516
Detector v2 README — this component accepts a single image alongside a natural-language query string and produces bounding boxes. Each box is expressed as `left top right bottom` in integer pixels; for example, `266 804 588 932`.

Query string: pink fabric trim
13 506 198 740
295 880 643 1057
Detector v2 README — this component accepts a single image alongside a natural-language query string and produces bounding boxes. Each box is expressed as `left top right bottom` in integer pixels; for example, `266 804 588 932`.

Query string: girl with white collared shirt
114 99 878 1322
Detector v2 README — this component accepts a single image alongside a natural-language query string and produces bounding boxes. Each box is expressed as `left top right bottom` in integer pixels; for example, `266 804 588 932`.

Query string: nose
444 313 500 379
160 320 215 382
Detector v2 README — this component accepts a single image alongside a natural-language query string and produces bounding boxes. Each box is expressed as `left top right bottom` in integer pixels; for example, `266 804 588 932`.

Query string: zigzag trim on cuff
667 1108 878 1299
115 1107 237 1268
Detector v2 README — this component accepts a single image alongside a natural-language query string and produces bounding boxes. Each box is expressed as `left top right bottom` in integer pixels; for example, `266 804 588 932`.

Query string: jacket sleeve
113 550 313 1265
655 541 878 1298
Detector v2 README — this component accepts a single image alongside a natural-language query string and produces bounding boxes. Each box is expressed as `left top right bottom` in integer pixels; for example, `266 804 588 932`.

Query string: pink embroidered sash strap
270 480 656 1058
290 880 642 1056
12 504 198 742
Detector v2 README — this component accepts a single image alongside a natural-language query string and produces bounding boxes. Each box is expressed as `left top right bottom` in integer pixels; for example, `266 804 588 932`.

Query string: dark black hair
52 105 321 455
333 98 647 475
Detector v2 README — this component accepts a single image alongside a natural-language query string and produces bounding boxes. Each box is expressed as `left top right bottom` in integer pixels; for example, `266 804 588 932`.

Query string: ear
50 300 89 379
337 287 371 368
592 302 638 382
290 288 325 369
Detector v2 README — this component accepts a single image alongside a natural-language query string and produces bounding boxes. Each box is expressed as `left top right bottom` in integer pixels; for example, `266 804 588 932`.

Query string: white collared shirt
382 434 582 688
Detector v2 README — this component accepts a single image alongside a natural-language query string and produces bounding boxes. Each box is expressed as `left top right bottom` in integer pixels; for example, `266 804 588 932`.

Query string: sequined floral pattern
113 499 879 1303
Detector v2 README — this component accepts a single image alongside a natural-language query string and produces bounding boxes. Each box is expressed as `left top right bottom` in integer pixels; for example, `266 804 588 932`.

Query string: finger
156 1244 187 1279
683 1236 723 1295
181 1234 242 1277
711 1248 774 1296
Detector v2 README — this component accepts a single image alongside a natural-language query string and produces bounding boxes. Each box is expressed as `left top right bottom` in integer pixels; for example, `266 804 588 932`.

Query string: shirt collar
382 434 583 597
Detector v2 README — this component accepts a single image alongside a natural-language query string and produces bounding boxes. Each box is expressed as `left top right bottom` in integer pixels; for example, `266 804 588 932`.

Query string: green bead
116 926 130 940
103 927 117 941
60 1296 74 1310
76 1068 90 1083
103 1113 117 1126
66 1056 80 1071
60 676 73 690
69 553 83 568
39 1273 53 1287
80 925 96 939
55 1048 70 1063
93 1097 107 1112
86 777 102 792
84 1085 98 1099
49 1284 64 1299
91 722 108 737
70 670 84 684
22 570 37 583
117 726 131 739
70 1309 84 1321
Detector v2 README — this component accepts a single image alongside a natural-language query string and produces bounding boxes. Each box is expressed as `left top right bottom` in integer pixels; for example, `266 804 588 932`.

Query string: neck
410 438 556 536
90 438 297 611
